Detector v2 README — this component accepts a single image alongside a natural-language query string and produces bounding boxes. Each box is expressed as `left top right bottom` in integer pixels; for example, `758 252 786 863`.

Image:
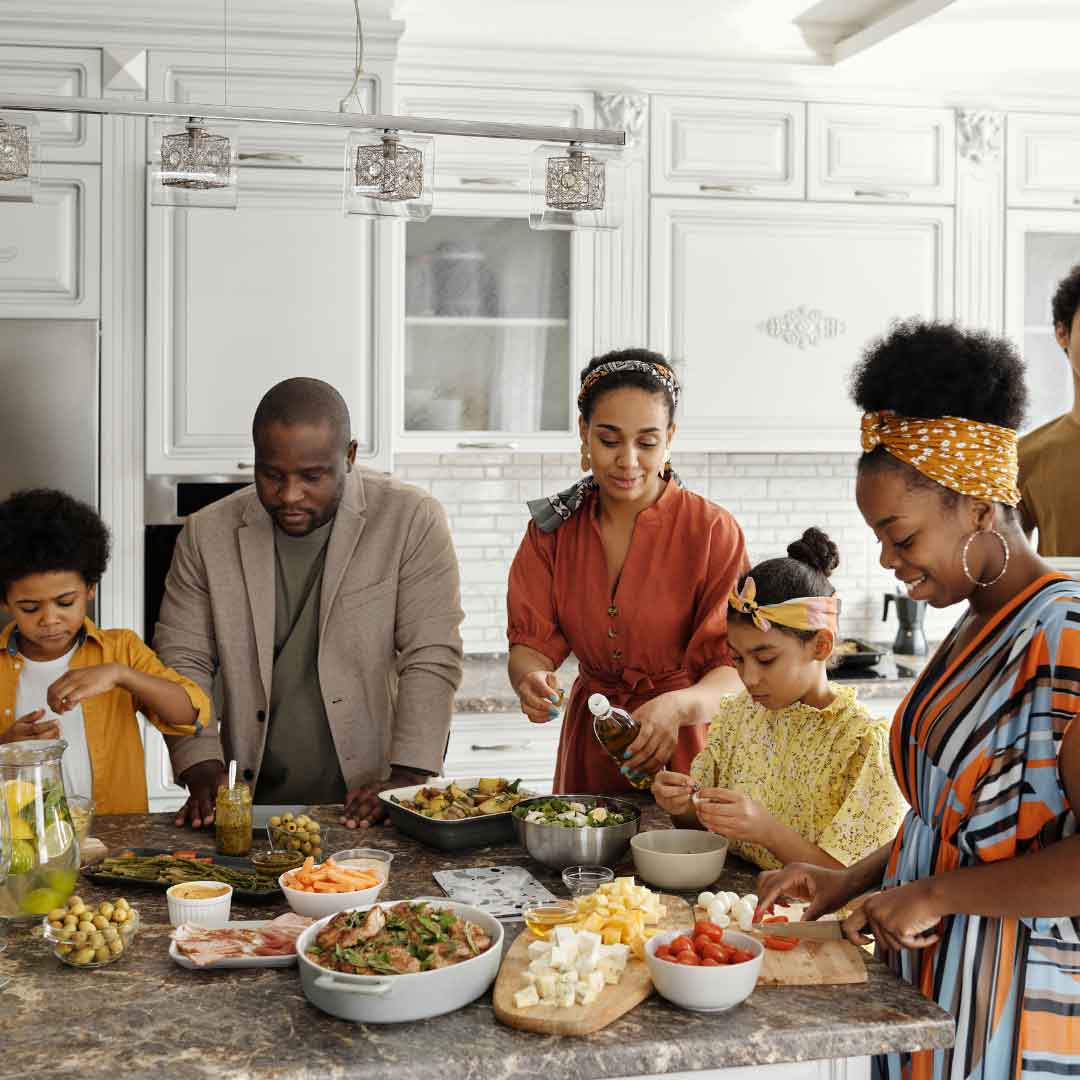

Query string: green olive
114 897 129 911
71 931 88 947
103 926 119 943
71 947 95 965
284 821 298 833
112 908 128 924
268 815 282 827
89 932 106 950
92 914 109 931
48 919 63 930
308 821 321 834
77 920 94 934
56 944 73 956
299 841 311 855
282 812 294 822
97 901 114 920
48 907 67 923
94 946 111 964
58 927 75 942
62 914 78 928
67 895 84 910
108 939 123 956
69 903 87 919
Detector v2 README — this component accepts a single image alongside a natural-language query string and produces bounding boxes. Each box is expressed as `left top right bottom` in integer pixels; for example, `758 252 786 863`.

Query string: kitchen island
0 803 952 1080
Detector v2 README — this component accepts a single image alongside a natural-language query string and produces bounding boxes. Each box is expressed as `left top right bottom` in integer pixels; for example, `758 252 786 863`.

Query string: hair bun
786 527 839 578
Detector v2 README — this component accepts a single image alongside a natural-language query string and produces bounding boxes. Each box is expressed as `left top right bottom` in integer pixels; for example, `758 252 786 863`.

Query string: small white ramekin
166 881 234 928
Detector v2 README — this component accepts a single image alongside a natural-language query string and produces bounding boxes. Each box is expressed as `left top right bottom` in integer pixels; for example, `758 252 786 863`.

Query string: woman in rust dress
506 349 749 795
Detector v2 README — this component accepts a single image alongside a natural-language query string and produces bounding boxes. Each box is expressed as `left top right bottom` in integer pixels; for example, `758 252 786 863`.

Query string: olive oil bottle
588 693 653 790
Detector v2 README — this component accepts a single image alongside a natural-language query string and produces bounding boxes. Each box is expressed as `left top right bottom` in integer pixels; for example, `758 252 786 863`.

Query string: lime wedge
10 839 36 876
39 820 74 861
11 816 33 842
19 887 65 916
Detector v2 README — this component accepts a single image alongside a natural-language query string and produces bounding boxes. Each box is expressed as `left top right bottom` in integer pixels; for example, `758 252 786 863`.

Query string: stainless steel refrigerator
0 319 98 504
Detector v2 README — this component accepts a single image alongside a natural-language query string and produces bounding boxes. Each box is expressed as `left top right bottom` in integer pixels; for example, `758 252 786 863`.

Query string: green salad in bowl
513 797 634 829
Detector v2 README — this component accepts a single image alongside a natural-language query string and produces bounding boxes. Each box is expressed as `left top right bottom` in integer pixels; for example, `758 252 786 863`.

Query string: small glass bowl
522 898 579 939
561 864 615 897
326 847 393 883
42 908 139 968
250 848 305 873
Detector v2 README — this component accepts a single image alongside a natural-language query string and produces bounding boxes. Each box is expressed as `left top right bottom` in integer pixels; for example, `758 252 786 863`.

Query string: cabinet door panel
651 96 805 199
0 164 100 317
147 167 383 474
1008 113 1080 209
396 84 594 191
0 46 101 163
650 200 953 452
443 713 560 793
808 104 955 204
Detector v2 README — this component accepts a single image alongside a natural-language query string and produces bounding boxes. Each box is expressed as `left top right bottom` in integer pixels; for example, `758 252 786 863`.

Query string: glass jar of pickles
214 782 253 856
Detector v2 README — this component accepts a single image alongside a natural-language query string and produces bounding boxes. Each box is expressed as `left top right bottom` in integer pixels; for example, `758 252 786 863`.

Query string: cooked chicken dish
306 902 493 975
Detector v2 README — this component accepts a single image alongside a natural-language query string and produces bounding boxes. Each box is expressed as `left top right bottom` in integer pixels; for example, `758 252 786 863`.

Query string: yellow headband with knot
860 410 1020 507
728 577 840 635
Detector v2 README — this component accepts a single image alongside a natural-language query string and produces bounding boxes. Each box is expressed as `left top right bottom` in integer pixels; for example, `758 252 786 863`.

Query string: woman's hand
756 861 859 922
47 663 123 714
843 880 943 953
693 788 773 844
516 670 563 725
0 709 60 744
625 694 683 774
653 770 698 816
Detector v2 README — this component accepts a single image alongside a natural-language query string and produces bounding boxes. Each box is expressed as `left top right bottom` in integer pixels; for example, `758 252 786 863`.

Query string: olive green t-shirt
254 519 347 805
1018 413 1080 557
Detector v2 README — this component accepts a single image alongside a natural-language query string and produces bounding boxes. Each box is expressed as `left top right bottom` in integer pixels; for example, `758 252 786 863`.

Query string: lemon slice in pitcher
11 815 32 842
4 778 37 818
39 820 74 861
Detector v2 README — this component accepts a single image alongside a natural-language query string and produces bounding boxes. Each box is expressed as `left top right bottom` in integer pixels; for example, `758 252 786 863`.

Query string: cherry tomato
693 920 726 941
693 934 713 955
728 948 755 963
655 945 673 961
763 935 799 951
699 957 720 966
669 935 695 955
675 950 700 965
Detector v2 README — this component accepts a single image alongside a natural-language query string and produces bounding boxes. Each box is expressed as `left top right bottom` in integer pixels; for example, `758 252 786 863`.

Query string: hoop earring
961 529 1010 588
580 443 591 472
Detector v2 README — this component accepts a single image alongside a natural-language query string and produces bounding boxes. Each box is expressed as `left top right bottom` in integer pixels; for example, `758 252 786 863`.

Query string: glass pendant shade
529 142 624 231
344 129 433 220
0 111 39 203
150 118 238 209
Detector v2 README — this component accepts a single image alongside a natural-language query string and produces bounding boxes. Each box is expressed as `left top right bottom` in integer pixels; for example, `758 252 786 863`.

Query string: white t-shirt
14 643 93 799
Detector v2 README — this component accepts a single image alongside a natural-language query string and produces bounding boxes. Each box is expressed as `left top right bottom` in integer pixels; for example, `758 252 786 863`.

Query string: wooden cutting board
493 893 693 1036
693 905 866 987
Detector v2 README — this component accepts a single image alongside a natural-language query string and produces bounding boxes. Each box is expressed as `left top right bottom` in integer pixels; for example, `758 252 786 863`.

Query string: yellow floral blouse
689 685 908 871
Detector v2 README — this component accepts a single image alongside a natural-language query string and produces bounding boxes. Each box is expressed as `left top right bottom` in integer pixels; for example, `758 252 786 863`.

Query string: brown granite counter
456 649 930 713
0 802 952 1080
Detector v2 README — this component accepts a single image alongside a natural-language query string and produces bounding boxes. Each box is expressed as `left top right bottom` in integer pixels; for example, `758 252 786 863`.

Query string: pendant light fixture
529 141 624 231
0 111 38 203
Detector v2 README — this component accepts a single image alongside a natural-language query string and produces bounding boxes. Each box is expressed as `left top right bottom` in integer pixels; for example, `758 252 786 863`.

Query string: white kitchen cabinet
1007 113 1080 210
1005 210 1080 433
649 199 954 452
0 45 101 163
808 104 955 205
146 166 387 475
651 96 805 200
442 712 561 794
144 724 186 813
395 187 595 451
396 83 596 193
0 163 100 318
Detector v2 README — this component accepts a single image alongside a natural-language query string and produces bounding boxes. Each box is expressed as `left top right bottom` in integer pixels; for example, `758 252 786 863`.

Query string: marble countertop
0 802 952 1080
456 648 931 713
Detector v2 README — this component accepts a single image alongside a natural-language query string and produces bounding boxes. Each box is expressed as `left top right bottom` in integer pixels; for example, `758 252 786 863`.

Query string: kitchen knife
748 920 845 941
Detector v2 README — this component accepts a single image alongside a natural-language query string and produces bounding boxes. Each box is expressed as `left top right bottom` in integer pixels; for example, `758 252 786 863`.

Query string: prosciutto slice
172 912 313 967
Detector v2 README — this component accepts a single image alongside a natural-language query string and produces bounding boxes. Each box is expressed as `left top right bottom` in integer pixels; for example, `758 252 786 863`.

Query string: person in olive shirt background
154 377 464 830
1019 263 1080 556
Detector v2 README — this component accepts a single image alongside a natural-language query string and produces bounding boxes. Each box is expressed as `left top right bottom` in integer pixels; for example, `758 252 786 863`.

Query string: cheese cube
601 927 622 945
599 943 630 969
577 930 601 959
557 968 579 988
575 952 599 975
574 983 599 1006
514 985 540 1009
585 969 606 995
528 957 554 977
527 940 553 960
537 972 558 1000
599 960 620 985
548 946 573 971
553 925 579 953
523 970 539 986
581 912 606 934
555 983 575 1008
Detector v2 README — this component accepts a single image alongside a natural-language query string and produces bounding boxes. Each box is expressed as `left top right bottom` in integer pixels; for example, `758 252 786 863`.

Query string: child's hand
652 770 698 815
1 709 60 743
694 787 771 844
47 663 124 714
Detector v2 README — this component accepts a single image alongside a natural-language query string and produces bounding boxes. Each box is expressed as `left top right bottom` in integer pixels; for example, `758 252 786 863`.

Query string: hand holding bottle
516 670 564 724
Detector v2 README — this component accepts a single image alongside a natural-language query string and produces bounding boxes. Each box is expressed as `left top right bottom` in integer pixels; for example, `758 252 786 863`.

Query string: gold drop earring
580 443 591 472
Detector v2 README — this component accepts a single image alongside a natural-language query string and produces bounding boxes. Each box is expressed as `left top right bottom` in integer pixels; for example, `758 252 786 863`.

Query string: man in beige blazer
154 378 464 829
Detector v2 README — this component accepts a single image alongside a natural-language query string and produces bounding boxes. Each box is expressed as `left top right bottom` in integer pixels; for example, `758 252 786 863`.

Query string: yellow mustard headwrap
729 577 840 635
860 410 1020 507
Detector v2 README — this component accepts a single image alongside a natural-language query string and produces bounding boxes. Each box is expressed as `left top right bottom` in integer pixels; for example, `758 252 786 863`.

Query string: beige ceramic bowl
630 829 729 890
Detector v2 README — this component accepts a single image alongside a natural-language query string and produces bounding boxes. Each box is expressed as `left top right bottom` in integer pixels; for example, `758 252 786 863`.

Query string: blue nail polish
619 766 628 775
548 707 559 719
549 695 560 704
622 750 632 759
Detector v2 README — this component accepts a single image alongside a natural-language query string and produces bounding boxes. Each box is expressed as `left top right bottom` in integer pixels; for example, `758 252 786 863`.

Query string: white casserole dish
295 899 503 1023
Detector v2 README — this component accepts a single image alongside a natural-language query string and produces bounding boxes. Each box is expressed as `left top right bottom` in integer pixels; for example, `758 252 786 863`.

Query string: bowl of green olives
266 811 323 860
42 894 139 967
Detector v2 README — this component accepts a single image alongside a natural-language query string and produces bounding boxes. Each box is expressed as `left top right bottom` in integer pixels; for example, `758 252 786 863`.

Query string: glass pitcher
0 740 79 920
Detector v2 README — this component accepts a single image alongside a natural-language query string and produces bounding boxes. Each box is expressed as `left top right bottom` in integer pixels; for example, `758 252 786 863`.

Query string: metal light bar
0 94 626 147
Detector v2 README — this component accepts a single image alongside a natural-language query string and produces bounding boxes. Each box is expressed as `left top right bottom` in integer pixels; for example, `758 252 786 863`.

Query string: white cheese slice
514 985 540 1009
537 972 558 1000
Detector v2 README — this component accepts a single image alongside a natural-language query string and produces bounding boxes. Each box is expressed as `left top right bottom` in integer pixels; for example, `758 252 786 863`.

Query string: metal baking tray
378 778 535 852
827 637 886 672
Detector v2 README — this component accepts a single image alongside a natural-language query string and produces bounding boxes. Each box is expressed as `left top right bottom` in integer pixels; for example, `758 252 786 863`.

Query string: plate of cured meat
169 913 313 969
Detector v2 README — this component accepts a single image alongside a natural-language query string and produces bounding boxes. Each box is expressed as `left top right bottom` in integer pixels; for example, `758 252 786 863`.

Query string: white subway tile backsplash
398 450 963 654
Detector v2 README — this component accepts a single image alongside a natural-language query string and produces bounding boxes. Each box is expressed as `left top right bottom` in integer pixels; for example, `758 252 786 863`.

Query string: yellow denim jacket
0 619 209 814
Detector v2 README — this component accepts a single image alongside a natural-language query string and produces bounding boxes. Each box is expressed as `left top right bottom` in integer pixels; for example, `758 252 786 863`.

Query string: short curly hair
578 348 677 425
849 320 1027 509
1052 264 1080 337
0 489 111 599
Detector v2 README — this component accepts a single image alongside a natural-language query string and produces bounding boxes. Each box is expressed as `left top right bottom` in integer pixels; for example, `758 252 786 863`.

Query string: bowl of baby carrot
279 856 388 918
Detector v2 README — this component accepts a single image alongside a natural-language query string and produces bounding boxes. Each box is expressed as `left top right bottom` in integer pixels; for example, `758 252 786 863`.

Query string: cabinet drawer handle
236 462 253 469
470 741 533 752
238 152 304 163
460 177 517 186
853 189 910 200
0 246 17 263
699 183 755 194
456 440 519 450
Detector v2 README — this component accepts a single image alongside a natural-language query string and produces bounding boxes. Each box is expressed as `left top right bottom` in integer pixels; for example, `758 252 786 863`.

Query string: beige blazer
153 468 464 789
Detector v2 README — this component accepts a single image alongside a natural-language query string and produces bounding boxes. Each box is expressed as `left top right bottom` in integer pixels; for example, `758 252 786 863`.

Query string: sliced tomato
762 915 789 924
763 935 799 951
669 935 695 955
693 920 726 941
752 902 775 923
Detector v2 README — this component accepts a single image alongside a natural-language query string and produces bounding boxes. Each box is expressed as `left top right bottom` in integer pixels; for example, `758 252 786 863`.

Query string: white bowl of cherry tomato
645 920 763 1013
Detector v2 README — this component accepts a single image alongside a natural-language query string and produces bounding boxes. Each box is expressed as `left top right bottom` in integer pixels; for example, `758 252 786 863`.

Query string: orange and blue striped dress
878 573 1080 1080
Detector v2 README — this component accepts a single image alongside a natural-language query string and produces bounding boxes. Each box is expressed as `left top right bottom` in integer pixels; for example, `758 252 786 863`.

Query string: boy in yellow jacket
0 489 210 813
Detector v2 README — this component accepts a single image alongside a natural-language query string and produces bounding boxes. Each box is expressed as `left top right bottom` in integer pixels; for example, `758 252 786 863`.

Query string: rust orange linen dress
507 481 749 795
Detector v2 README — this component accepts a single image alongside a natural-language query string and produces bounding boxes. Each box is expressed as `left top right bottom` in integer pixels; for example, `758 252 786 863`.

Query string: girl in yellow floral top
654 527 907 871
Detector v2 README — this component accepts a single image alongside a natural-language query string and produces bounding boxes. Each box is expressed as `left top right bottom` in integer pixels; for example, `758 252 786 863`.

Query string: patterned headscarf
728 576 841 635
577 359 681 412
860 410 1020 507
527 468 684 534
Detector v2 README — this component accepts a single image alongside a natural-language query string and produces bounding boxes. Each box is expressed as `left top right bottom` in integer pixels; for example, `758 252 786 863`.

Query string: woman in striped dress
758 321 1080 1080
